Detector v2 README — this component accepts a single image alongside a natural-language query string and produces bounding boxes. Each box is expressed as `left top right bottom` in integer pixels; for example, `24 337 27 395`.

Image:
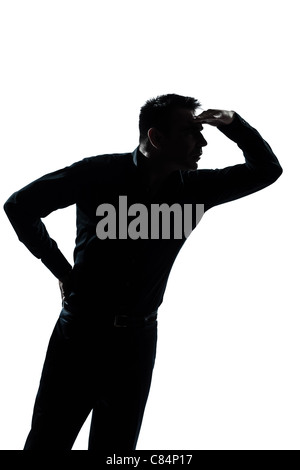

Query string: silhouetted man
4 94 282 450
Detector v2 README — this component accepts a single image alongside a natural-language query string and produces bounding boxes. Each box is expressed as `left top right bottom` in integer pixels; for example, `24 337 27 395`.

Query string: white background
0 0 299 450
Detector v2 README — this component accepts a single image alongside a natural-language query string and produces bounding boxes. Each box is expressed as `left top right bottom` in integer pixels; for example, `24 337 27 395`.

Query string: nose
199 133 207 147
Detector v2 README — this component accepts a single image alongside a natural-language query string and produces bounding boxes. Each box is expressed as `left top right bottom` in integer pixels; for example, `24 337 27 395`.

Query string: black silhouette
4 94 282 450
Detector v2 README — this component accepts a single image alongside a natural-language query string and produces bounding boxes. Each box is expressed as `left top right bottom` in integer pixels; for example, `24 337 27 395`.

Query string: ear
147 127 164 150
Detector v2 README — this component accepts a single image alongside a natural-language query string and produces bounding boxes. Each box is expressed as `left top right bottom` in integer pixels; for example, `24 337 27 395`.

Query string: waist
113 311 157 327
62 297 158 327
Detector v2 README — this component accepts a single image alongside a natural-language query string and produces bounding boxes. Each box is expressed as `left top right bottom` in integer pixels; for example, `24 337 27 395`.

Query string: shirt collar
132 146 139 167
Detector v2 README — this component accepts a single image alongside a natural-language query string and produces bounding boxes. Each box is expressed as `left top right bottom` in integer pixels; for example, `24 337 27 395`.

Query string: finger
195 110 222 119
195 117 219 125
195 117 222 127
195 109 214 117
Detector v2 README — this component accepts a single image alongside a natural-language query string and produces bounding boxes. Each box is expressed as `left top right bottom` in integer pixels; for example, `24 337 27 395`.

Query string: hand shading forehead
171 109 203 131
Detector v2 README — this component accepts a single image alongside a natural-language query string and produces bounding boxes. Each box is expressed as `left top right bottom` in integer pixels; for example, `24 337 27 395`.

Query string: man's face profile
156 108 208 171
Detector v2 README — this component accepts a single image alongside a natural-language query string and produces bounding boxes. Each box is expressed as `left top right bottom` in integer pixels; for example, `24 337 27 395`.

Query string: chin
187 161 198 170
178 159 198 171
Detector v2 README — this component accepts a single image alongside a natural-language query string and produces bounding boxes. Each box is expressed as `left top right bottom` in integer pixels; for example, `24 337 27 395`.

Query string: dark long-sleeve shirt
4 114 282 315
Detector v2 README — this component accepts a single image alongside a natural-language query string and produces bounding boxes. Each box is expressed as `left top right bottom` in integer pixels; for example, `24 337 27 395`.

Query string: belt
114 311 158 328
62 299 157 328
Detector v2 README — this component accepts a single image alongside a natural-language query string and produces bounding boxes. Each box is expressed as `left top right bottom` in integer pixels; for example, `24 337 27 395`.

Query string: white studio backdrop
0 0 298 450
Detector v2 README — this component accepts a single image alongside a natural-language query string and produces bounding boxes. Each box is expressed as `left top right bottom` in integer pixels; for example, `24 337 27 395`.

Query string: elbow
3 193 17 219
271 163 283 182
3 197 13 218
264 162 283 184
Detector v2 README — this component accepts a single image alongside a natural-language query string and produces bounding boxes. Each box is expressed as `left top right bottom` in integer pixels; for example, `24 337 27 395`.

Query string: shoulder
66 151 134 179
78 152 133 168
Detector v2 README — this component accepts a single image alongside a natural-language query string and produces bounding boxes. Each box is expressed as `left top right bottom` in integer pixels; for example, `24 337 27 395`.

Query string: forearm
4 195 72 279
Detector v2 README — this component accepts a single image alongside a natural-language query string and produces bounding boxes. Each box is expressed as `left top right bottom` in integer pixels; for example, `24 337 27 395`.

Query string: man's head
139 93 207 171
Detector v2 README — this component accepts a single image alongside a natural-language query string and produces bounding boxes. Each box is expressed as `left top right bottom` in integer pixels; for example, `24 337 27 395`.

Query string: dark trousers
24 305 158 450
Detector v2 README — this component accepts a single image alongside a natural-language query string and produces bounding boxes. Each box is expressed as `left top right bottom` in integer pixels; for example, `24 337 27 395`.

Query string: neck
138 146 179 186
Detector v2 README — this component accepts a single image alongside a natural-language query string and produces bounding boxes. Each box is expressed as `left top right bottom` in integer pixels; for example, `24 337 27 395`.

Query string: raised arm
189 110 283 210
